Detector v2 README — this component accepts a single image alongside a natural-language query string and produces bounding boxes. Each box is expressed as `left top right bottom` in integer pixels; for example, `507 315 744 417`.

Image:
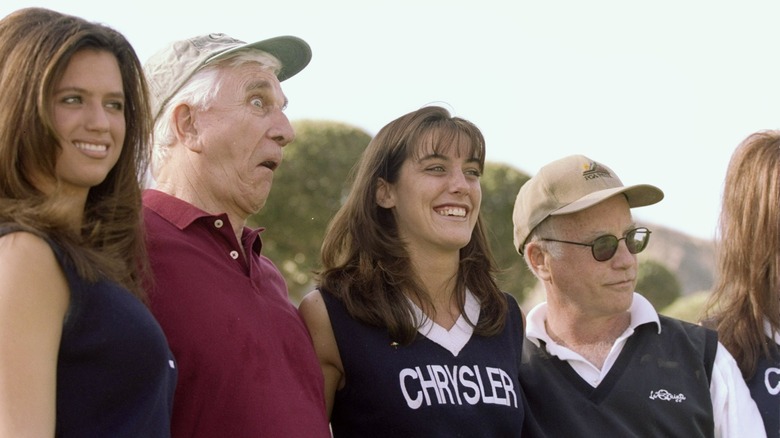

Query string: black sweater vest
520 316 717 438
322 290 526 437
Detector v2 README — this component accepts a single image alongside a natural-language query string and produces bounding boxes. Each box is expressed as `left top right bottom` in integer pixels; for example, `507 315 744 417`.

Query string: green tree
248 120 371 303
480 162 535 303
636 259 682 310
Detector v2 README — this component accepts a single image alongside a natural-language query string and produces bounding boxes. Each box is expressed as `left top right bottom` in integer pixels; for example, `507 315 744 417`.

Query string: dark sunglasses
540 227 651 262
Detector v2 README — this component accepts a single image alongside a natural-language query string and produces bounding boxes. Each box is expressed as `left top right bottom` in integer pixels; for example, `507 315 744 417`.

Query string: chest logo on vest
649 389 686 403
398 365 518 410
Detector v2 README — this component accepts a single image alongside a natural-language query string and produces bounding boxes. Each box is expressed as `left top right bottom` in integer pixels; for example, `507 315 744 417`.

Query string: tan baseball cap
144 32 312 122
512 154 664 253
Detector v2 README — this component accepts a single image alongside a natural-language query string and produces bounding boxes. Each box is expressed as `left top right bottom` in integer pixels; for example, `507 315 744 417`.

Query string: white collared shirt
525 293 767 438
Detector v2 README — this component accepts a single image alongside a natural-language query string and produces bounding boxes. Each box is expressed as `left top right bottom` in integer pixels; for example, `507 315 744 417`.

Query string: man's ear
525 242 552 282
375 178 395 208
172 104 201 152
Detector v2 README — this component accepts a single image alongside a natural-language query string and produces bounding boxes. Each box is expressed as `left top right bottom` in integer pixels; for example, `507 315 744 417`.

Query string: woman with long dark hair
300 106 525 436
0 8 176 436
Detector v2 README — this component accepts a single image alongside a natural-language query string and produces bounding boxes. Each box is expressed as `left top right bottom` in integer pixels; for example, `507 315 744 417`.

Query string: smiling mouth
436 207 467 217
74 142 107 152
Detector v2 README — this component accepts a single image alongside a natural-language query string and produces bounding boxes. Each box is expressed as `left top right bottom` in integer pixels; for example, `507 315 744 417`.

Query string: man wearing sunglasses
512 155 764 437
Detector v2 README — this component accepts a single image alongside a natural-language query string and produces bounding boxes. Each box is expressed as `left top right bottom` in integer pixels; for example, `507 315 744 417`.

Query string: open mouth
259 160 279 171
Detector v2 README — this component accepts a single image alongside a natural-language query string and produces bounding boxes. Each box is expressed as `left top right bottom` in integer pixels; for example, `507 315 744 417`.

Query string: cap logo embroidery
581 161 613 181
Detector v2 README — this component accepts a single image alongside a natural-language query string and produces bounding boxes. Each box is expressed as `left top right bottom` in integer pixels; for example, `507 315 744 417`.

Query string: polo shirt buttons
229 250 239 260
214 219 224 228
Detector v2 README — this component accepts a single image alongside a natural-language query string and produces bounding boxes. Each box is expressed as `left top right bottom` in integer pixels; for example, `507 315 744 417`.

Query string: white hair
523 217 564 272
150 50 282 178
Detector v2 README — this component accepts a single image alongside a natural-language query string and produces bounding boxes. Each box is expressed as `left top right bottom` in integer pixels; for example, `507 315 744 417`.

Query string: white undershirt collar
408 289 480 357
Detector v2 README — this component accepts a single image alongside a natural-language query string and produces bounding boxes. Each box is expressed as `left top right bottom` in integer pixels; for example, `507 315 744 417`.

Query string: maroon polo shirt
142 189 330 438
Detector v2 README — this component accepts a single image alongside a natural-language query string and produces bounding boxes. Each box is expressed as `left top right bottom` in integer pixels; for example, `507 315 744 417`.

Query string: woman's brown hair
0 8 152 301
704 130 780 378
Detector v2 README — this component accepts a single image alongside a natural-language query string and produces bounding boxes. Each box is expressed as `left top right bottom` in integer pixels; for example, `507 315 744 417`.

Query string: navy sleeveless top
322 289 525 437
0 227 177 437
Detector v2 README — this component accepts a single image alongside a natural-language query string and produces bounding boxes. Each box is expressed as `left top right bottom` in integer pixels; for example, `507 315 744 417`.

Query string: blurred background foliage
636 259 682 311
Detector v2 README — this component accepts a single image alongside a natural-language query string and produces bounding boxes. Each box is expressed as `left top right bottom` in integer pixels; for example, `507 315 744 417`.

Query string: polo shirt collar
143 189 265 254
143 189 213 229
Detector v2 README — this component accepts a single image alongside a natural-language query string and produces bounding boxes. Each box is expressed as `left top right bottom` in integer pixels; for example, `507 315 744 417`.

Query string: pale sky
4 0 780 241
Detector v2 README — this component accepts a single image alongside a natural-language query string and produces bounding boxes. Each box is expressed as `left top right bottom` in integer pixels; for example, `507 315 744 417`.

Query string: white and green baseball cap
144 32 311 121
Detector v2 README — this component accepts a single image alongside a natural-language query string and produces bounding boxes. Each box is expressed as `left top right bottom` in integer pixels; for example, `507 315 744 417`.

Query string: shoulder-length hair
318 105 507 344
704 130 780 378
0 8 152 301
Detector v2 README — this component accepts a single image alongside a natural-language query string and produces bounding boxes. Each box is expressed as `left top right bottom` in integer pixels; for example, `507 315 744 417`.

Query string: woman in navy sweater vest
300 105 526 437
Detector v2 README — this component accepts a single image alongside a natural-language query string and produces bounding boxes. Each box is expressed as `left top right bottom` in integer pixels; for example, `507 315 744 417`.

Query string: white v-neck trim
409 290 480 357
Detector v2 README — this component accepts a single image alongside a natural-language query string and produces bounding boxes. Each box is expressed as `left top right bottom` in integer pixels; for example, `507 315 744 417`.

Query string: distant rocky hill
638 223 716 296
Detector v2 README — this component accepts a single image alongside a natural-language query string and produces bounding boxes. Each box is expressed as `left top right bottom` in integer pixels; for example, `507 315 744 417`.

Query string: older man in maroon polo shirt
141 33 330 437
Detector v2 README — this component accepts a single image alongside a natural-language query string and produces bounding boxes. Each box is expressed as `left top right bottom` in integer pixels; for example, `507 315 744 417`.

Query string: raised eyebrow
245 79 272 92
